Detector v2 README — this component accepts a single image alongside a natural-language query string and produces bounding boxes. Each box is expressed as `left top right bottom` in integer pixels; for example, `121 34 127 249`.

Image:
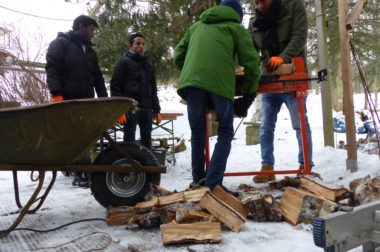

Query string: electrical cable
350 41 380 156
28 231 112 251
0 5 73 21
234 117 245 136
0 218 106 234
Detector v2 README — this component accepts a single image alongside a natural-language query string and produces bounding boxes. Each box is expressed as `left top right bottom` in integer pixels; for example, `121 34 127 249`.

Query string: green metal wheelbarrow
0 97 166 237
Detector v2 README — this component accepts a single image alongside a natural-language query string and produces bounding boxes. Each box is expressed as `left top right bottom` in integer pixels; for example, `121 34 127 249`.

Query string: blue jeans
180 87 234 189
260 93 314 166
123 108 153 149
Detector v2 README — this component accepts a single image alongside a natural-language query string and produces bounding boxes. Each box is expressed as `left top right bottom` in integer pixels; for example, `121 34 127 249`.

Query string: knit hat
220 0 243 22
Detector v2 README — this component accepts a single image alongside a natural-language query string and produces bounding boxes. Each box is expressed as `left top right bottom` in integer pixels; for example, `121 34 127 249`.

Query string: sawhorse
152 113 183 164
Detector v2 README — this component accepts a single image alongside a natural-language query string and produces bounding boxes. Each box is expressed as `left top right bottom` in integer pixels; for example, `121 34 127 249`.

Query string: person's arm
235 27 261 95
247 17 261 52
110 58 127 97
150 67 161 114
173 27 192 70
94 54 108 97
45 38 65 97
278 0 308 62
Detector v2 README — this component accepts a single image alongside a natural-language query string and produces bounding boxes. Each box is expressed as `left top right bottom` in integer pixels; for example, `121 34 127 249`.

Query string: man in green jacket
174 0 260 193
249 0 314 183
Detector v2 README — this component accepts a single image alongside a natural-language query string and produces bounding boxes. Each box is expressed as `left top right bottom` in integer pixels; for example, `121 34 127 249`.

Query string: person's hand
118 114 127 124
156 113 162 124
234 93 256 118
267 56 285 72
52 95 63 102
234 98 247 117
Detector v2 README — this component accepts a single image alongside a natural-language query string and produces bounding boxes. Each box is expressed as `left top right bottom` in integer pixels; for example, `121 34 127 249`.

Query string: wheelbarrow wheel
90 142 161 207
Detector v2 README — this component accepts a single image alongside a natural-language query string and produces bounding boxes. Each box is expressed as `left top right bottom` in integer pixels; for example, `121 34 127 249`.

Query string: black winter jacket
110 51 160 113
45 31 108 99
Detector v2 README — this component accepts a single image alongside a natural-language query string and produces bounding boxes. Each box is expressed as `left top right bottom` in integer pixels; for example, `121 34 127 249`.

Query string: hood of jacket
199 5 241 24
57 31 94 46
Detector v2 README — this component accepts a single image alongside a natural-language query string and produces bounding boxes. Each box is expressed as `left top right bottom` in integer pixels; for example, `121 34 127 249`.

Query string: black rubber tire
90 142 161 207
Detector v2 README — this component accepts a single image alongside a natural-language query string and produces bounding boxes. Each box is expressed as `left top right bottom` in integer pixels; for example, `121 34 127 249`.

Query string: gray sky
0 0 89 59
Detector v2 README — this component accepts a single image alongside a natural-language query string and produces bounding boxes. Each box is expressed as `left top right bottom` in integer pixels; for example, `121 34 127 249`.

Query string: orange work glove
52 95 63 102
156 113 162 124
267 56 285 72
118 114 127 124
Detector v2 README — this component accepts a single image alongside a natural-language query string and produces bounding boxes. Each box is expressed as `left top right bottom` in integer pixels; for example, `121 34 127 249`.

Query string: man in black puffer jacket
45 15 108 188
111 33 161 150
45 15 107 101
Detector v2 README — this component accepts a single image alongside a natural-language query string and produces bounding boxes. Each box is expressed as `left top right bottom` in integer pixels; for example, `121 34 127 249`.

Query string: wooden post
315 0 334 147
338 0 358 172
346 0 367 30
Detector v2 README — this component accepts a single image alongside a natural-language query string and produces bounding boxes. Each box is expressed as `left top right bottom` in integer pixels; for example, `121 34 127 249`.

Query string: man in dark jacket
110 33 160 150
45 15 107 101
45 15 108 187
249 0 314 183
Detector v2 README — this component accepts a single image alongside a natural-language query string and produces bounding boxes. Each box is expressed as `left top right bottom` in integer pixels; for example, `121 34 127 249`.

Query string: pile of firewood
107 185 247 245
106 175 380 245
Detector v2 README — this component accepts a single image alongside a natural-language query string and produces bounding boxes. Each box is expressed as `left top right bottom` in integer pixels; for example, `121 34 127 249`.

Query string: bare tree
0 24 49 105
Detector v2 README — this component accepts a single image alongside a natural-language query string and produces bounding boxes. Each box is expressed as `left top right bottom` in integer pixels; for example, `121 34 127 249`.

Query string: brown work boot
297 165 305 176
253 165 275 183
297 165 322 179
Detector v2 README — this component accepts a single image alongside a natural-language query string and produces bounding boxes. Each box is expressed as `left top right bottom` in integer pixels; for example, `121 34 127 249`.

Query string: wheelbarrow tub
0 97 136 165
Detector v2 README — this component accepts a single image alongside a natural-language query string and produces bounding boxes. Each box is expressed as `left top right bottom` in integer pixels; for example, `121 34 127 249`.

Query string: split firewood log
159 192 186 206
160 202 205 224
160 222 222 245
300 176 350 202
184 187 210 202
175 208 213 223
159 205 177 224
106 206 136 226
200 189 246 232
280 187 338 225
135 196 159 213
212 185 247 218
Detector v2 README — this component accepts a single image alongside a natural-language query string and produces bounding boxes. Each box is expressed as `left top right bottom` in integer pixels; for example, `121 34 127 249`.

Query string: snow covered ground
0 86 379 251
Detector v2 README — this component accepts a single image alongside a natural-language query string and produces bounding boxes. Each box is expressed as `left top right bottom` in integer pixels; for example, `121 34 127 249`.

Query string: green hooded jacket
249 0 308 71
174 5 261 101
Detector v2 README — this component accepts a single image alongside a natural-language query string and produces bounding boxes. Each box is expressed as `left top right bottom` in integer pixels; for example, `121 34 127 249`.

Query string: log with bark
241 192 282 222
238 183 261 193
134 211 161 229
269 177 301 190
106 206 161 228
150 184 175 196
349 176 380 205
